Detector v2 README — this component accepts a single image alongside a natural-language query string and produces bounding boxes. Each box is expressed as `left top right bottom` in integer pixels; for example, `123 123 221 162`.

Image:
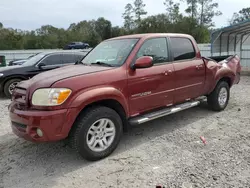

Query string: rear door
128 37 175 116
169 37 205 103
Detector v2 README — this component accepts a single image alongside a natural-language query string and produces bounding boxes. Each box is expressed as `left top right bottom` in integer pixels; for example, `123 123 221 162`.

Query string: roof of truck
106 33 193 41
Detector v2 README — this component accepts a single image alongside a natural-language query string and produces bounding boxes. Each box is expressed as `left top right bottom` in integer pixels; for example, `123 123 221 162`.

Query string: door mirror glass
132 56 153 69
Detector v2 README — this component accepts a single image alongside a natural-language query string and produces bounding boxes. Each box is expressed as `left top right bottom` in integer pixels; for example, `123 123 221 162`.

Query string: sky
0 0 249 31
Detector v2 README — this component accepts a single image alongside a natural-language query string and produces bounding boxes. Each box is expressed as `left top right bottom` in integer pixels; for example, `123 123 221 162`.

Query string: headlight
0 73 4 77
32 88 72 106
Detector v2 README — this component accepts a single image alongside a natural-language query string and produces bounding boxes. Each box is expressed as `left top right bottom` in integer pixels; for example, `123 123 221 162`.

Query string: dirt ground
0 77 249 188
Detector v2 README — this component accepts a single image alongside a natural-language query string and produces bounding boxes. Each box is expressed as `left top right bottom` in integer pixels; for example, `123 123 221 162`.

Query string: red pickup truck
9 33 241 161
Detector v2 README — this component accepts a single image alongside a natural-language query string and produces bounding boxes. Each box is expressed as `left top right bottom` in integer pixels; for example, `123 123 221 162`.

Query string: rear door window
170 37 196 61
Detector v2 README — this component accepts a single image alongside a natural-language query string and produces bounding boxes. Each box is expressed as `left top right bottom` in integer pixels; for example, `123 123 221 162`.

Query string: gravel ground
0 77 250 188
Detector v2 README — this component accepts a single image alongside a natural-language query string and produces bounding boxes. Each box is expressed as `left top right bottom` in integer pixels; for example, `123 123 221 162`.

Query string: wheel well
76 99 129 132
219 77 232 87
2 77 25 92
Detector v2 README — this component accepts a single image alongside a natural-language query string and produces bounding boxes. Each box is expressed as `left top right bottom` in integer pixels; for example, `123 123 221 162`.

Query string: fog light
36 128 43 137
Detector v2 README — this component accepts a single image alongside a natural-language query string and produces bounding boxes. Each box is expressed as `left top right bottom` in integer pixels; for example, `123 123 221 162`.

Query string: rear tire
207 81 230 111
3 78 22 98
69 106 123 161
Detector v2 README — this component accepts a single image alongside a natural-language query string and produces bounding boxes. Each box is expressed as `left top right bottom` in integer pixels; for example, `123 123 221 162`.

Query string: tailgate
219 55 241 84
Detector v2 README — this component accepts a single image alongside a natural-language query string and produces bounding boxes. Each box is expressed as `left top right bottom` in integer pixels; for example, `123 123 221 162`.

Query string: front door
127 37 175 116
27 54 64 78
169 37 205 103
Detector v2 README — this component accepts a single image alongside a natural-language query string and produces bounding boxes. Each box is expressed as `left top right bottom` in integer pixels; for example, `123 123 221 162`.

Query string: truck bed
207 55 232 62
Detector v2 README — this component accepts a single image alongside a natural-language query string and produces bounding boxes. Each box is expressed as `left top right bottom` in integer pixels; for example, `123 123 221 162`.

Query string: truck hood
18 64 114 89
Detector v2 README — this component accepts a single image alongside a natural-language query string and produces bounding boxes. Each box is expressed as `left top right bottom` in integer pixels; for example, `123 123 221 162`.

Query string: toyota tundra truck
9 33 241 161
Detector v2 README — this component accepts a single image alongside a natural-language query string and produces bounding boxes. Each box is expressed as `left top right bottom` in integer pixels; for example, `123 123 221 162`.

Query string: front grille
12 121 27 130
12 87 28 110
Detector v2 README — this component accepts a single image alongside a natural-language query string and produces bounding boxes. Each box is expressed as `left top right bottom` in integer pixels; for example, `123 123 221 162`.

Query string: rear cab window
169 37 196 61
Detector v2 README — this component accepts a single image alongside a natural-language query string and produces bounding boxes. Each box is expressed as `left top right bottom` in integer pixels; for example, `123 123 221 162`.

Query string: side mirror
132 56 153 70
38 63 46 69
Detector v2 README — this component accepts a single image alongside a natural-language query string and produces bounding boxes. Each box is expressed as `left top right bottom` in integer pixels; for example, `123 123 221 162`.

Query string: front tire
69 106 123 161
3 78 22 98
207 81 230 111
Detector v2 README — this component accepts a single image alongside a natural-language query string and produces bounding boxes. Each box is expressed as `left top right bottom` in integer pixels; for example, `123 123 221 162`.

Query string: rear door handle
196 65 204 70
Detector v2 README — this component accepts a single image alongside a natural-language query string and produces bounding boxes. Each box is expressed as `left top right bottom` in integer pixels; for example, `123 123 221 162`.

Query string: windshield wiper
91 61 114 67
75 60 89 66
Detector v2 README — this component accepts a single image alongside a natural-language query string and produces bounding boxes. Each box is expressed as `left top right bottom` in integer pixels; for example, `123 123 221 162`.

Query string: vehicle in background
64 42 90 50
0 51 85 97
8 53 41 66
9 33 241 161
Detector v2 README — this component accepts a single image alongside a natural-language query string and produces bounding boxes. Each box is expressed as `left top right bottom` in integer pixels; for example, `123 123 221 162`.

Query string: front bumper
9 103 78 142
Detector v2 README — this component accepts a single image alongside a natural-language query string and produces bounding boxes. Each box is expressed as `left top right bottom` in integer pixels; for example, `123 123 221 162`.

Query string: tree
164 0 182 23
185 0 198 20
0 1 221 50
230 7 250 24
111 26 126 38
95 17 112 40
175 17 209 42
198 0 222 27
68 20 102 47
122 3 134 31
138 14 171 33
133 0 147 25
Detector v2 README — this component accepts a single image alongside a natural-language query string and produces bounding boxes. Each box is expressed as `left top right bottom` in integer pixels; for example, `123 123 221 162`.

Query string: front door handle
163 70 172 76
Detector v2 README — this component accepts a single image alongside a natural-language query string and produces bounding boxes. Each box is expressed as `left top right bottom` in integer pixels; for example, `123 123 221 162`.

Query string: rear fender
209 67 234 93
70 87 129 116
205 55 241 94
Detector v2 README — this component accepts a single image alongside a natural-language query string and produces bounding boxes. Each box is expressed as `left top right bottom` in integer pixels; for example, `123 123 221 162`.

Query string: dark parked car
64 42 90 50
0 51 85 97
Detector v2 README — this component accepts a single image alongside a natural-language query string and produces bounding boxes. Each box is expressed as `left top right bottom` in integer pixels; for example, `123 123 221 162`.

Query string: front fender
69 86 129 116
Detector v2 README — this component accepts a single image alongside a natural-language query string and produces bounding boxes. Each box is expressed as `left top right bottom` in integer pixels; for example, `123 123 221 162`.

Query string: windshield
22 54 45 66
82 38 139 66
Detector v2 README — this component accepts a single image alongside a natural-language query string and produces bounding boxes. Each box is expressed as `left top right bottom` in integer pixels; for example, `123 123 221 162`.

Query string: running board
129 100 201 125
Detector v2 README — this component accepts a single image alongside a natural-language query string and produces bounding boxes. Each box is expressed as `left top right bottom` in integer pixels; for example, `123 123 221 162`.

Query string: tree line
0 0 249 50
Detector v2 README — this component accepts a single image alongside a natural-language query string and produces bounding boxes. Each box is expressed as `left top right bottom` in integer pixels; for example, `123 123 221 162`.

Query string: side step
129 100 202 125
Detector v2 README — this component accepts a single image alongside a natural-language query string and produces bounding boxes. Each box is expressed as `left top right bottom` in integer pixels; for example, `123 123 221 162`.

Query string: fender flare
210 68 235 93
69 86 129 117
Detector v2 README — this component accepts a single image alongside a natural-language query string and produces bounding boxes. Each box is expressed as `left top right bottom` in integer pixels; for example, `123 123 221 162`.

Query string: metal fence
0 44 249 71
